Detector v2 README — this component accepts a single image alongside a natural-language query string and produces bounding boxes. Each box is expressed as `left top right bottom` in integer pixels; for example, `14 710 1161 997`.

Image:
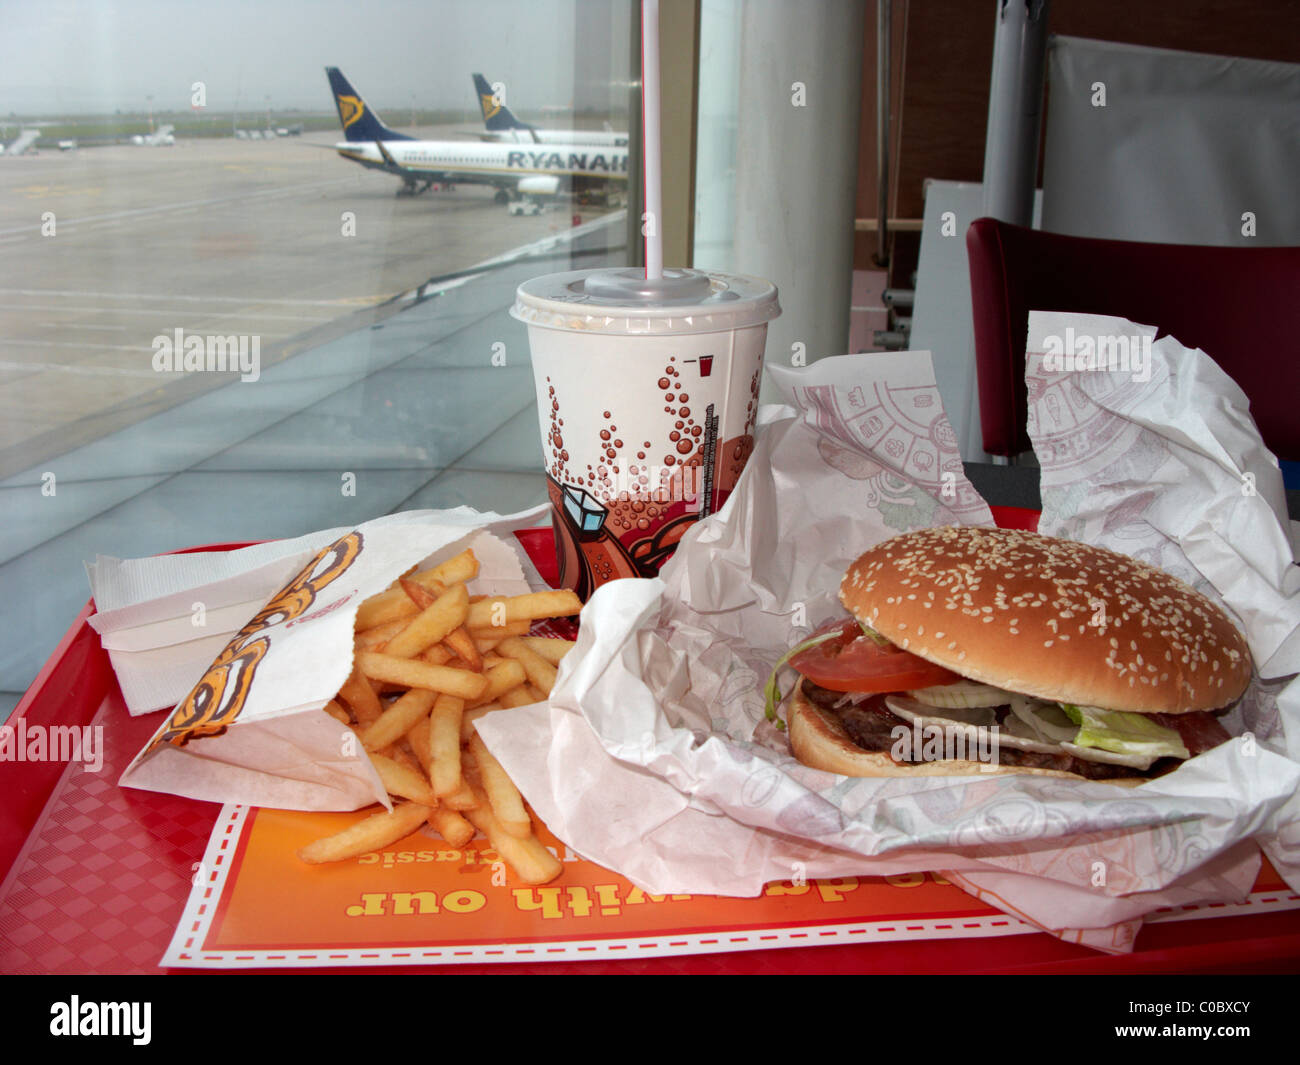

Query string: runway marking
0 338 154 353
0 288 380 308
0 177 357 237
0 358 158 378
50 323 128 331
471 211 626 270
4 303 331 323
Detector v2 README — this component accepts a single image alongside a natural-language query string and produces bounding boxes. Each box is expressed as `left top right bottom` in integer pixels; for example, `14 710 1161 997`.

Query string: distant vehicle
235 129 249 139
4 130 40 156
58 139 77 151
326 66 628 202
473 74 627 147
508 199 542 216
131 124 175 147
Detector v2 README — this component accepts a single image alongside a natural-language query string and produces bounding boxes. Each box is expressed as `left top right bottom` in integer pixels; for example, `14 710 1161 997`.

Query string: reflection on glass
0 0 634 718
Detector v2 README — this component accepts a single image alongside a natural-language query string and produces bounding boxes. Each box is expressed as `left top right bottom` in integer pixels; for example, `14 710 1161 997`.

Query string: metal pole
627 4 645 270
981 0 1051 227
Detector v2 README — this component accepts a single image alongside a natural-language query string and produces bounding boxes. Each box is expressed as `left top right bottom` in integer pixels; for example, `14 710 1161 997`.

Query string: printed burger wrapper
475 336 1300 954
114 506 548 811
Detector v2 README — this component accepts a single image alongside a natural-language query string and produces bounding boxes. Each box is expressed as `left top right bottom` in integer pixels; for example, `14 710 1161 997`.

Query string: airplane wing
374 140 402 171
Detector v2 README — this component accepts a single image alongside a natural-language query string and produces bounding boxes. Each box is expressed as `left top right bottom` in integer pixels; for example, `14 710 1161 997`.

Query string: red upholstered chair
965 217 1300 462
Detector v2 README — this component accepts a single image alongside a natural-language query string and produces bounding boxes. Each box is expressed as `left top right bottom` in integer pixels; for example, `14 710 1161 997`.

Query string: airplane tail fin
473 73 535 135
326 67 413 142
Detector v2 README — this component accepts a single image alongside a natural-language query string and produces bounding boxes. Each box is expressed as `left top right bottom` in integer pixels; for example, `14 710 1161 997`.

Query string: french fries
381 583 470 660
426 806 476 848
466 589 581 631
338 667 384 727
463 790 564 886
442 627 483 672
466 734 531 838
518 636 579 665
298 802 433 865
496 636 559 697
354 651 489 702
368 751 440 806
299 548 578 886
464 659 527 708
428 694 465 798
358 688 438 753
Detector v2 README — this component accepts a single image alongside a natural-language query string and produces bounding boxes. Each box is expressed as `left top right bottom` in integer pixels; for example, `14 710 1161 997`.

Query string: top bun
839 526 1252 714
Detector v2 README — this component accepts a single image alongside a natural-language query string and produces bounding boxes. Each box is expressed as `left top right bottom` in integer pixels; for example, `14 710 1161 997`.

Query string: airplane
472 74 628 147
3 130 40 156
327 67 629 202
131 124 175 146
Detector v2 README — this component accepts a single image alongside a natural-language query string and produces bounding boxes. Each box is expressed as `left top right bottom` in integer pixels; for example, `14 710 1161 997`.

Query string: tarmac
0 130 625 715
0 129 613 470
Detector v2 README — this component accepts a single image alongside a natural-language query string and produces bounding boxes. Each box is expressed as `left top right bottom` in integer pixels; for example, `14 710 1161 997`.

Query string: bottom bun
787 681 1143 786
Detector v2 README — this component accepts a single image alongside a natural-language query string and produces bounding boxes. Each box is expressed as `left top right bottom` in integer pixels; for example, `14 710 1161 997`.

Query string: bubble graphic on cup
511 267 780 600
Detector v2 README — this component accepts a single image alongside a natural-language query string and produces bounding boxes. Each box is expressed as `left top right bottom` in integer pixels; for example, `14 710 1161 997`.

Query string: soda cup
512 267 780 600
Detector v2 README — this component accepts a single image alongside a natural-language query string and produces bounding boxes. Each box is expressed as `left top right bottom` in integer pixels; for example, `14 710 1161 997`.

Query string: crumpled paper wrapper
476 341 1300 954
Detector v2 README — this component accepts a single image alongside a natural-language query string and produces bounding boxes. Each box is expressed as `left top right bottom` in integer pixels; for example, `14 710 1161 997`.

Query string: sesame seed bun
839 526 1252 715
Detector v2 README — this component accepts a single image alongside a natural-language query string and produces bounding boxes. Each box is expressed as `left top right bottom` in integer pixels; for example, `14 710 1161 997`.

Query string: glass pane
0 0 635 719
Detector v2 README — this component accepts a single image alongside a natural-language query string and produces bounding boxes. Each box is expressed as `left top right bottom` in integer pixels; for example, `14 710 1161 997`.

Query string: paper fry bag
118 509 542 811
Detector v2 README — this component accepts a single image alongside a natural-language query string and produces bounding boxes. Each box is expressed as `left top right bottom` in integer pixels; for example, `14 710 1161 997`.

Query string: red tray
3 516 1300 975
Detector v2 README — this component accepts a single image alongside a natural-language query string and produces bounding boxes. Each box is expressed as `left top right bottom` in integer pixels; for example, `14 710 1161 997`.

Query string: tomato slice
790 618 962 694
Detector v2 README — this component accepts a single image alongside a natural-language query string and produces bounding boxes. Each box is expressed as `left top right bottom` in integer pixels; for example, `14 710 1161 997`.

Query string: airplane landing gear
494 189 510 205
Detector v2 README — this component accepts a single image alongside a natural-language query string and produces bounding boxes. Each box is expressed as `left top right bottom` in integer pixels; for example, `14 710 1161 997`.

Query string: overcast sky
0 0 633 115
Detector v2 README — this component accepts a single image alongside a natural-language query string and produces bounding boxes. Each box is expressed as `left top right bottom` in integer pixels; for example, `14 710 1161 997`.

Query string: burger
767 526 1252 784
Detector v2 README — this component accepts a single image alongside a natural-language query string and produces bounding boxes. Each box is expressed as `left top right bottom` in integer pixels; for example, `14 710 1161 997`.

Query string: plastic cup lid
511 267 780 336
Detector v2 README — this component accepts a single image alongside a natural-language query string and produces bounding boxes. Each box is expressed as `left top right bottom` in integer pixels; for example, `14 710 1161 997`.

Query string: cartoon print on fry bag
149 531 364 752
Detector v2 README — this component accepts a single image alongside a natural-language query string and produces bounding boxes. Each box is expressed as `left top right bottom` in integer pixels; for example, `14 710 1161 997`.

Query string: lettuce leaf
762 628 841 730
1059 703 1190 761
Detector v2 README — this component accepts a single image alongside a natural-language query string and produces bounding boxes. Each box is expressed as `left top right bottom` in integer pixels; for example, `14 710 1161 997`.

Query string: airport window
0 1 636 719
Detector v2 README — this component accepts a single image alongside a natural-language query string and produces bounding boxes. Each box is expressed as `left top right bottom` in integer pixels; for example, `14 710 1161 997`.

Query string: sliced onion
885 696 1060 755
1009 695 1079 744
998 714 1074 754
906 680 1018 709
888 695 1164 770
885 695 999 728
